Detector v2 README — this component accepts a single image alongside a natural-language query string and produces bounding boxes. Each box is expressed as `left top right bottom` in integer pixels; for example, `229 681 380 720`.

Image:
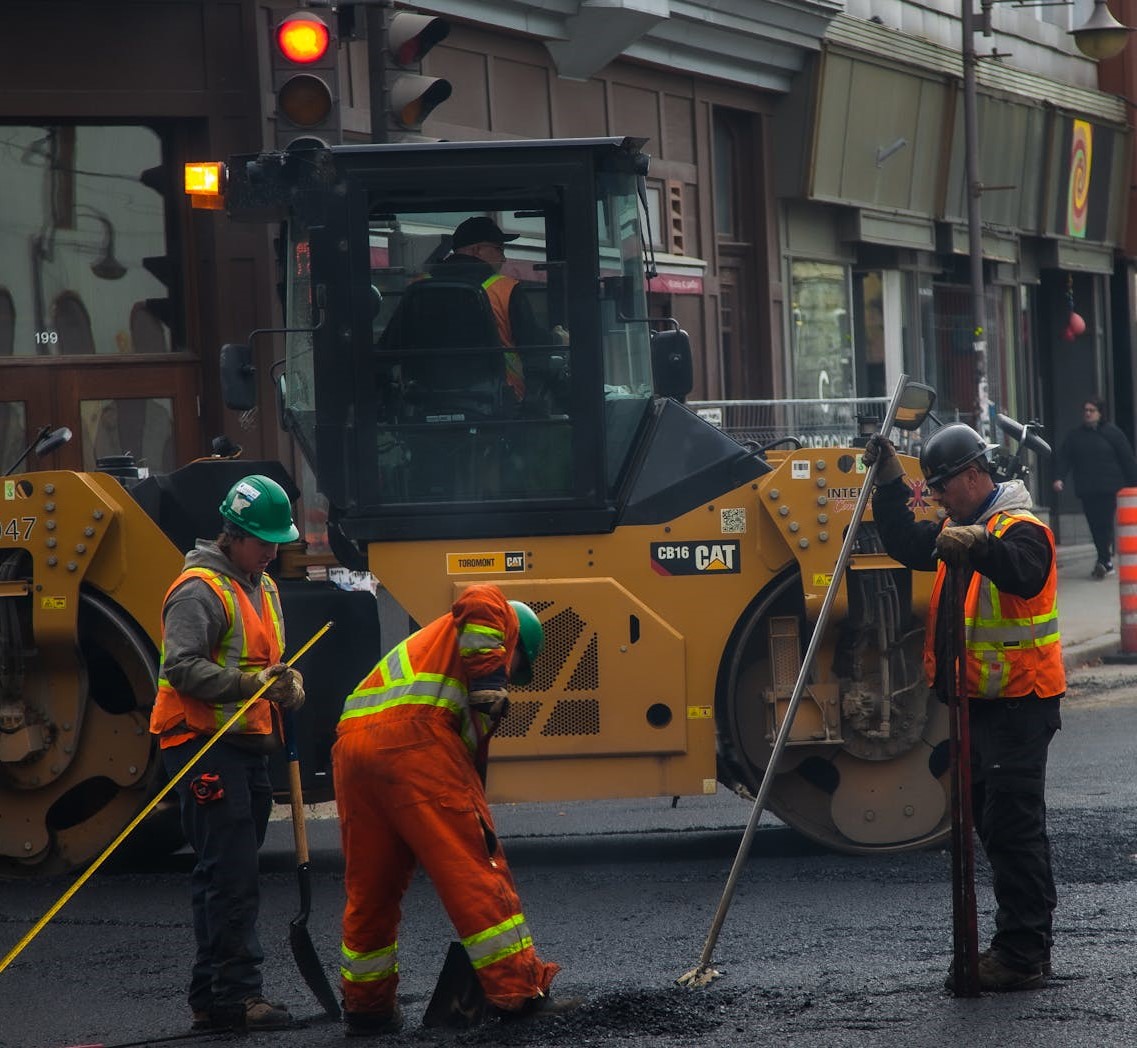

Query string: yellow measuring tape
0 619 334 974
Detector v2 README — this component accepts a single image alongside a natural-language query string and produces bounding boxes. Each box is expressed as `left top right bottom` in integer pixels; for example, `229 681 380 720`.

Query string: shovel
283 709 341 1019
423 710 499 1028
422 941 487 1029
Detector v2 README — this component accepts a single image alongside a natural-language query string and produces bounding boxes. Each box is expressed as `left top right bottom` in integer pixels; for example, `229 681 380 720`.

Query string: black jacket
432 254 548 347
1055 421 1137 498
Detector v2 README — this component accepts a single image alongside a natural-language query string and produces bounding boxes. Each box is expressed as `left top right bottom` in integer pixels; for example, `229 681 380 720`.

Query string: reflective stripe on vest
340 940 398 983
461 913 533 970
339 638 478 752
152 567 284 737
482 274 525 398
924 510 1064 700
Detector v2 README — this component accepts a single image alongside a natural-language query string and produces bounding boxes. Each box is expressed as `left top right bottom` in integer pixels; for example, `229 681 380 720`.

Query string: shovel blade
422 941 487 1029
290 919 341 1020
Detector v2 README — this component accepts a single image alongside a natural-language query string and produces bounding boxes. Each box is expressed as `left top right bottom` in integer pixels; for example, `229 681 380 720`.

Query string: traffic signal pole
365 1 392 143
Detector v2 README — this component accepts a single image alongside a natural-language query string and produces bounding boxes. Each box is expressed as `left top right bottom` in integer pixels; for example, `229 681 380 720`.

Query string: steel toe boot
945 950 1049 992
344 1003 404 1037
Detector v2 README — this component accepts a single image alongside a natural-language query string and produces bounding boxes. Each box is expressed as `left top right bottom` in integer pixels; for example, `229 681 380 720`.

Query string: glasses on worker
928 472 961 494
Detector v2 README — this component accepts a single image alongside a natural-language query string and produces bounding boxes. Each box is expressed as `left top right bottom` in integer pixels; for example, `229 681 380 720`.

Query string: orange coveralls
332 584 558 1016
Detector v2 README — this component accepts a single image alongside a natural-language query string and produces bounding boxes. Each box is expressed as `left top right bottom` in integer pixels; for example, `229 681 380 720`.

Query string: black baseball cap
451 216 519 250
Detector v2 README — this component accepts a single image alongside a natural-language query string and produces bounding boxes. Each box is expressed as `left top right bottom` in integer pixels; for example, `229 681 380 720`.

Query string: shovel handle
284 711 311 866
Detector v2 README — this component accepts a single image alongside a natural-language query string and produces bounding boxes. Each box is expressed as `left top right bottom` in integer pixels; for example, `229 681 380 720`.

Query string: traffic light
376 11 451 141
271 10 340 149
138 163 180 347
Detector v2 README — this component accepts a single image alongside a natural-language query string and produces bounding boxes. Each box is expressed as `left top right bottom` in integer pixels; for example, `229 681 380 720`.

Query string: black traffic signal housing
138 163 182 349
271 10 340 149
376 11 451 141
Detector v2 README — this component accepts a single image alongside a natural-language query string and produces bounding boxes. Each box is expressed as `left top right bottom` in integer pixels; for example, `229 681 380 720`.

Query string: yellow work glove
862 434 903 484
469 688 510 721
935 524 990 568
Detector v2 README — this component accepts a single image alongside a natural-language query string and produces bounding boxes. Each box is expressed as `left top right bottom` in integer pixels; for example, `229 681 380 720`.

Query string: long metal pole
678 374 912 987
0 621 335 975
962 0 988 429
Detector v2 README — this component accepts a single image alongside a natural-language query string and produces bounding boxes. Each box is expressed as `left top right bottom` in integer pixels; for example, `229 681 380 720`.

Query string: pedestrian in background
333 583 579 1036
150 475 306 1032
1052 397 1137 579
865 424 1063 992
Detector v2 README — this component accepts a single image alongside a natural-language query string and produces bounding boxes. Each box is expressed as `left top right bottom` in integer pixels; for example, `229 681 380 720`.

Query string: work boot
344 1004 404 1037
1092 561 1107 579
209 996 293 1030
977 953 1046 992
244 996 294 1029
945 951 1050 992
190 1009 214 1032
499 993 584 1021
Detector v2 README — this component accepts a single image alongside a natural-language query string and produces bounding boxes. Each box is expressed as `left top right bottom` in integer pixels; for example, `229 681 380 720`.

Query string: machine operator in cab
435 216 569 401
150 475 306 1032
332 583 580 1035
865 425 1063 992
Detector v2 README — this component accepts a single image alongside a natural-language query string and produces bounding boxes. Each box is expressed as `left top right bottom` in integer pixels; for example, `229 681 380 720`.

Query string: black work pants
163 739 273 1011
969 697 1061 971
1080 492 1117 566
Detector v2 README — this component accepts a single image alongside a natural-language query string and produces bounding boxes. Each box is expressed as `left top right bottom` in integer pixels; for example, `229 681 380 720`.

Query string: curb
1063 633 1122 670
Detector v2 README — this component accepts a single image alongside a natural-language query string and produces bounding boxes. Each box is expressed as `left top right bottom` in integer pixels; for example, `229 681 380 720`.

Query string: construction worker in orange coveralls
333 584 577 1036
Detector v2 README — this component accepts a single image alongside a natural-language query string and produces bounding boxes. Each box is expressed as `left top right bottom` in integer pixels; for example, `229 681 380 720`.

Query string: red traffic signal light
276 12 330 64
271 10 339 148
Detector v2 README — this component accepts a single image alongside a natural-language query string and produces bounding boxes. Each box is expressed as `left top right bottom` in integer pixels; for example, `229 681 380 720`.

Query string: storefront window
790 260 854 400
853 271 886 397
0 125 173 356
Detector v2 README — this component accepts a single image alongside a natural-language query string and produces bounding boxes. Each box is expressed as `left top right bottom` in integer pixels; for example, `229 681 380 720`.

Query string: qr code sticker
720 507 747 534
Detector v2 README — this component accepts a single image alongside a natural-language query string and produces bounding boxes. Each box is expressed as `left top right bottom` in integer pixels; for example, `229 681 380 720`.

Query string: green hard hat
509 600 544 686
219 474 299 543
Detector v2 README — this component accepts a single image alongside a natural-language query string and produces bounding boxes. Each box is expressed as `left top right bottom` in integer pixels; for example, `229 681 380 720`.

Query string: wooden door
1 357 199 475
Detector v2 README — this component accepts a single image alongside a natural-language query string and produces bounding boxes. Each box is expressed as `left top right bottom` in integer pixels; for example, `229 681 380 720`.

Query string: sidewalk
1056 542 1123 668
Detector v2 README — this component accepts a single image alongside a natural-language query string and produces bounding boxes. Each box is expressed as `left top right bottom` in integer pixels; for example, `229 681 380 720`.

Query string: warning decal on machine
446 551 526 574
650 541 740 575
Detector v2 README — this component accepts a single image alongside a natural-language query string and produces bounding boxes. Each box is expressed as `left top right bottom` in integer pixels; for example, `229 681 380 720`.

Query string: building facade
1 0 1135 520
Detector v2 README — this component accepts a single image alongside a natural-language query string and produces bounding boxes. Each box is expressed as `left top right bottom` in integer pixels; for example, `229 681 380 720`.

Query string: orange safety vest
482 274 525 399
150 567 285 747
338 585 518 753
923 510 1065 700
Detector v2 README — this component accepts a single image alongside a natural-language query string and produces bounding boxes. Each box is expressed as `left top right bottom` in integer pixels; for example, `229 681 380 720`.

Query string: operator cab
220 138 752 543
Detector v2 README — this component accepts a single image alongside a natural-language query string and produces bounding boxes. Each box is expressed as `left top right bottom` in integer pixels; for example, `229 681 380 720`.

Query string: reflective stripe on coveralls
338 622 506 753
923 510 1064 700
341 941 398 984
463 913 534 969
150 567 285 745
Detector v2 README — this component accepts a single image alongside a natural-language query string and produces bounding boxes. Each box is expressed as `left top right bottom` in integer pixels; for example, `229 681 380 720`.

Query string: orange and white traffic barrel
1116 488 1137 654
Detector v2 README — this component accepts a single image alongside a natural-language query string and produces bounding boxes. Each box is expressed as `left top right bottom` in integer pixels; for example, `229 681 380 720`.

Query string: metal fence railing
685 398 896 449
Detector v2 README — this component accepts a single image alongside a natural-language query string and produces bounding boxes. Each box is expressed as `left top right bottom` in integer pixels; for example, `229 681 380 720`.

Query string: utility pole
962 0 989 435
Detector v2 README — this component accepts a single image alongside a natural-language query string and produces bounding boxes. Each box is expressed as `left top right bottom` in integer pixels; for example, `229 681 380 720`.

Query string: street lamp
1071 0 1133 61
